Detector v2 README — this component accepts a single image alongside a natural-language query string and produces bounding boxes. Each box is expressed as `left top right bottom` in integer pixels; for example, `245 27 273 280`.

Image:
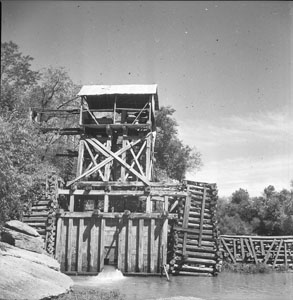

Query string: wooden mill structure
24 84 221 276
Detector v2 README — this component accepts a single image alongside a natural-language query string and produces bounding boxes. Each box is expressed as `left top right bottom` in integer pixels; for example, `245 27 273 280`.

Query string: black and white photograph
1 1 293 300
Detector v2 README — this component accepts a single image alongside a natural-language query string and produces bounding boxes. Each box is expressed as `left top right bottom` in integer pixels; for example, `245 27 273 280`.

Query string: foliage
1 41 39 111
0 112 57 225
0 41 79 224
217 185 293 236
154 106 202 182
221 261 272 274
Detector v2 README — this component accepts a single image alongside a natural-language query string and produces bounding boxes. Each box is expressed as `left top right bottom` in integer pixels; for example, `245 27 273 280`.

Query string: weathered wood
138 219 144 272
244 238 253 257
162 218 168 265
264 239 276 264
199 187 206 247
76 140 84 177
99 219 105 271
67 218 73 271
89 217 99 272
240 238 245 259
77 218 84 272
273 239 283 268
118 218 126 272
127 219 133 273
221 238 236 264
260 240 265 256
249 237 258 264
55 217 62 262
284 242 288 268
104 194 109 213
150 219 155 273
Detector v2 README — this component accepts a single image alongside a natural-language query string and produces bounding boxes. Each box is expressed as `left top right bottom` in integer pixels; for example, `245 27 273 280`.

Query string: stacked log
171 180 221 276
22 173 61 255
221 235 293 269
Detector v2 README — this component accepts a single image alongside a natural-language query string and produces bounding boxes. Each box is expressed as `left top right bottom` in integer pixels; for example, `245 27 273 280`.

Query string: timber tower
27 84 221 277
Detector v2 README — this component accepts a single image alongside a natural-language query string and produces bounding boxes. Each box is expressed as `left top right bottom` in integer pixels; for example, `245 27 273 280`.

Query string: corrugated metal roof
77 84 158 96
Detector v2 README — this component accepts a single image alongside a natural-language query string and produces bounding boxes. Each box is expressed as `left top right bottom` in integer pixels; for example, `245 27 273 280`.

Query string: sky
2 1 293 197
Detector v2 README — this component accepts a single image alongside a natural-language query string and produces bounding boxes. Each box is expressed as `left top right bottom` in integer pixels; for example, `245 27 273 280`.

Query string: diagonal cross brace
88 138 150 186
66 138 142 187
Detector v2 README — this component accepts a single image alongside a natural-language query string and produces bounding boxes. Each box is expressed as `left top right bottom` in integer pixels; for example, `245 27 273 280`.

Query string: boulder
1 228 45 254
5 220 40 237
0 252 73 300
0 242 59 271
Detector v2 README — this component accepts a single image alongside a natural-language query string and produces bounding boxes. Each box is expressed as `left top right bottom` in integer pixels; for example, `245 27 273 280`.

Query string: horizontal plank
172 271 212 276
221 235 293 240
58 188 187 197
173 264 214 273
59 211 177 219
76 181 181 188
176 250 216 259
22 217 48 222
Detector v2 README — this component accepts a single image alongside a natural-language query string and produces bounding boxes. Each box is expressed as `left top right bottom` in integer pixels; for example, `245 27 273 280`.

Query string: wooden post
127 219 133 273
146 134 151 180
249 237 258 264
164 195 169 212
264 239 276 264
99 219 105 272
69 194 74 212
162 217 168 266
138 219 144 272
284 241 288 268
273 239 283 268
67 218 73 272
121 128 127 181
89 217 99 272
118 218 126 272
104 130 112 181
222 238 236 264
240 238 245 260
146 195 152 213
150 219 155 273
261 240 265 256
104 194 109 212
113 95 117 124
77 218 84 273
55 217 62 262
76 140 84 177
198 187 206 247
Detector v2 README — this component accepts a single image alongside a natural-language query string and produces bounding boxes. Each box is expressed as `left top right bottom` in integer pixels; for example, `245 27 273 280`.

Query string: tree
154 106 202 181
1 41 39 111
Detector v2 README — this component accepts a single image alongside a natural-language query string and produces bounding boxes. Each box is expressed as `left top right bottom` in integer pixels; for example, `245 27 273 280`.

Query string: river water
72 270 293 300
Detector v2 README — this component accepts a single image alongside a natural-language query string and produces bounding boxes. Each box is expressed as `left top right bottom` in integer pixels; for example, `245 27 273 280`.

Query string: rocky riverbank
0 220 73 300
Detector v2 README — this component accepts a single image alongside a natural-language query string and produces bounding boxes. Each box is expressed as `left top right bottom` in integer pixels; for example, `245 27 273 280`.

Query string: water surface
72 271 293 300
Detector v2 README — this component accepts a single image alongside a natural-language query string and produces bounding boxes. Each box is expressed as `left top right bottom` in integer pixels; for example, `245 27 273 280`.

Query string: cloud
178 110 293 196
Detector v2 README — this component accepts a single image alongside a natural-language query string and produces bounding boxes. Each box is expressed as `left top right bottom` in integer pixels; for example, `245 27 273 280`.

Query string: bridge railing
220 235 293 269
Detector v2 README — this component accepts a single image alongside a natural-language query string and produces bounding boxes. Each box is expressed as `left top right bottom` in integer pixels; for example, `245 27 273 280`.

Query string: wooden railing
220 235 293 268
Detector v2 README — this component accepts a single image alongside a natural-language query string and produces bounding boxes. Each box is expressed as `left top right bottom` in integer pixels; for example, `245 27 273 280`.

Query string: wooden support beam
127 140 145 177
66 138 141 186
264 239 276 264
99 219 105 272
240 238 245 260
146 134 151 180
138 219 144 272
244 238 253 258
221 238 236 264
90 138 150 185
284 241 288 268
146 195 152 213
77 218 84 272
273 239 283 268
104 194 109 213
198 187 206 247
249 237 258 264
76 140 85 177
127 219 133 273
69 195 74 212
67 218 73 271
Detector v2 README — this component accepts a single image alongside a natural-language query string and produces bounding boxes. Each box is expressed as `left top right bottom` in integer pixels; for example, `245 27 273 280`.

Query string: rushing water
72 270 293 300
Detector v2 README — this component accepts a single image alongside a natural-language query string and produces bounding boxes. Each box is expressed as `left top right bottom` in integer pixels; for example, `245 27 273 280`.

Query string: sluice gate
221 235 293 269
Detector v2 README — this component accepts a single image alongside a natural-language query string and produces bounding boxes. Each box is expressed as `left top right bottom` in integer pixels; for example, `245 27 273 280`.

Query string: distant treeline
217 185 293 236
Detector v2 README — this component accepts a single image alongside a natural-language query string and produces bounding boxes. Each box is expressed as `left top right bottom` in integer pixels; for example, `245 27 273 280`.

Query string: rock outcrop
0 221 73 300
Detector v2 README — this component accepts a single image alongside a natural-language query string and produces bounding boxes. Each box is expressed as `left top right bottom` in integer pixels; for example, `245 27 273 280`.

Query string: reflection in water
72 271 293 300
